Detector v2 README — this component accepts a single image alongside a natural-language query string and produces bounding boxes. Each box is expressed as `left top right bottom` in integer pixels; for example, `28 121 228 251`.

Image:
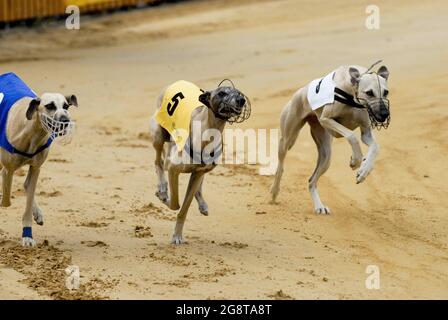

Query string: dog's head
349 65 390 127
199 85 251 124
27 93 77 141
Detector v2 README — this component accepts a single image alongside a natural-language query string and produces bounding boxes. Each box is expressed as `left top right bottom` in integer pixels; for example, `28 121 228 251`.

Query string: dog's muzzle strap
334 87 365 109
40 113 75 144
367 100 390 130
216 97 251 124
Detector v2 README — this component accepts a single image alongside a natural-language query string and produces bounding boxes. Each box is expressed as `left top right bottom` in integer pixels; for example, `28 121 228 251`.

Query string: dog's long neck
189 107 226 151
206 107 226 132
7 102 51 154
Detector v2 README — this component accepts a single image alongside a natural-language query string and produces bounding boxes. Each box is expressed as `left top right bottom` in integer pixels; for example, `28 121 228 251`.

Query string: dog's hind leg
308 117 333 214
172 171 205 244
271 99 306 203
195 179 208 216
150 120 169 204
22 166 40 247
1 168 13 207
24 166 44 226
154 141 169 204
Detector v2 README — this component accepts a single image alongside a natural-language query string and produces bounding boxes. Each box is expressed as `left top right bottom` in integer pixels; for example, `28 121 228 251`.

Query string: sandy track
0 0 447 299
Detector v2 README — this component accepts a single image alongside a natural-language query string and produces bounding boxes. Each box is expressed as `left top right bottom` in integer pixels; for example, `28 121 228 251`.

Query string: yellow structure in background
68 0 113 5
0 0 159 23
66 0 153 11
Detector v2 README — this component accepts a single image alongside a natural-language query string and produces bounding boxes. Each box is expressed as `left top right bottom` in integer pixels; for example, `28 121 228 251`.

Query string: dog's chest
0 149 47 169
333 109 365 132
164 139 220 173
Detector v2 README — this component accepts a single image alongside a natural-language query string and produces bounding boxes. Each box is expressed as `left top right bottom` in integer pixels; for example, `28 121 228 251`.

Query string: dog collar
11 139 53 158
213 112 230 122
334 87 365 109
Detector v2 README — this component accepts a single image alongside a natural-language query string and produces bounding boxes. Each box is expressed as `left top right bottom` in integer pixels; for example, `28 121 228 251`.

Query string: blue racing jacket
0 72 52 157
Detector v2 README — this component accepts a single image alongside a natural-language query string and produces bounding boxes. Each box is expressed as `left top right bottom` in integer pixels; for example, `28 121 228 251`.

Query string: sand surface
0 0 447 299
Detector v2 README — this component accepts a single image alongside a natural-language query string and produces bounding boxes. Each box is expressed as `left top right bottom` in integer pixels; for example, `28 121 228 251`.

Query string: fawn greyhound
149 80 250 244
0 72 76 246
271 62 390 214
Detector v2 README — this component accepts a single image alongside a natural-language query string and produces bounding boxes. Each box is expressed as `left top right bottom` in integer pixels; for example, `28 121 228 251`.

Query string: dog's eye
383 90 389 97
44 102 57 111
63 103 69 110
365 90 375 97
218 91 227 97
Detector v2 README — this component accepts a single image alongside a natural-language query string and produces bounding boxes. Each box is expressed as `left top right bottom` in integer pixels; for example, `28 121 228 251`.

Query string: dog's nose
59 115 70 123
379 108 389 121
378 101 389 120
237 96 246 107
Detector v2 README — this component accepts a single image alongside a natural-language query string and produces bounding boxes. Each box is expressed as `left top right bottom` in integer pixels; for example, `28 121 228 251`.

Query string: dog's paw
314 205 331 215
350 155 362 170
22 237 36 247
155 183 169 202
270 186 280 202
33 207 44 226
171 234 187 245
198 203 209 216
356 161 373 184
168 201 180 211
155 190 169 203
1 198 11 207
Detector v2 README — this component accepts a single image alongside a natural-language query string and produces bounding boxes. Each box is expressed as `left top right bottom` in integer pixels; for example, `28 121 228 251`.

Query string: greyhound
271 62 390 214
0 73 76 247
149 80 250 244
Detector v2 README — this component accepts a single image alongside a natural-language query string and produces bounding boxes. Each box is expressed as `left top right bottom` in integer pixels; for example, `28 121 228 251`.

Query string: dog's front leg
356 126 379 184
172 171 205 244
1 167 13 207
318 117 363 169
195 179 209 216
167 166 180 210
24 166 44 225
22 166 40 247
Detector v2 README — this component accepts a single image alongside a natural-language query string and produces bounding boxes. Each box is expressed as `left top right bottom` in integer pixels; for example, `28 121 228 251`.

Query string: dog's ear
65 94 78 107
349 67 361 85
26 98 40 120
377 65 389 80
199 91 211 107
